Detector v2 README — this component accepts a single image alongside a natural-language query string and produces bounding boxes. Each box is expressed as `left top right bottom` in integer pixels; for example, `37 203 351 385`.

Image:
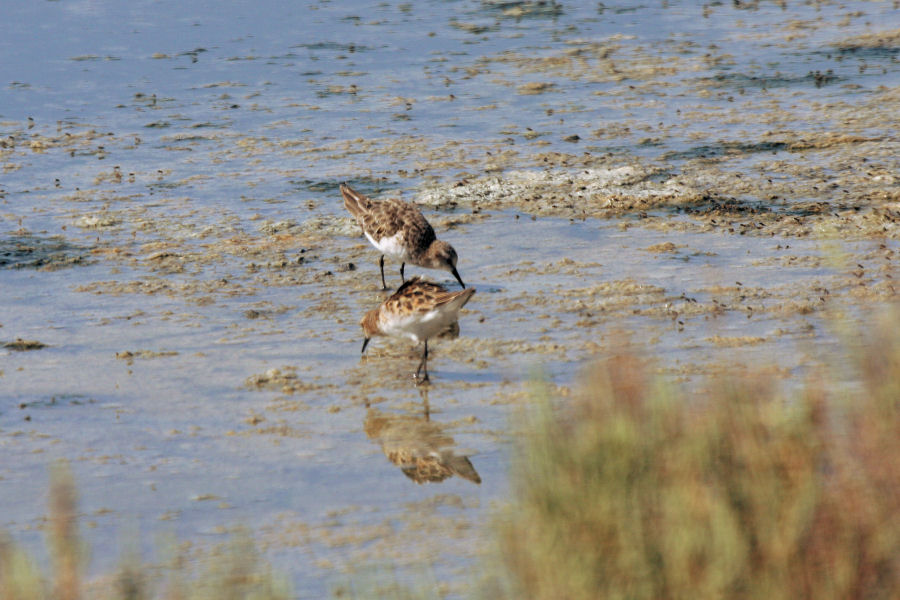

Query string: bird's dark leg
418 387 430 420
379 255 388 290
400 262 406 283
414 340 430 385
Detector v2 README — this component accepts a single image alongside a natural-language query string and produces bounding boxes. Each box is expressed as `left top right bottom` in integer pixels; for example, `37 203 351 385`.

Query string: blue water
2 1 899 597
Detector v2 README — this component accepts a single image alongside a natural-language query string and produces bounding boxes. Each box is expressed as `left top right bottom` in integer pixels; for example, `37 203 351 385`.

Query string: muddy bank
3 2 900 597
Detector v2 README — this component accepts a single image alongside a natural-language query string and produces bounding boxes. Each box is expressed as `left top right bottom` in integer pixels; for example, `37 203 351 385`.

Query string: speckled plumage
364 406 481 484
361 276 476 383
341 183 465 289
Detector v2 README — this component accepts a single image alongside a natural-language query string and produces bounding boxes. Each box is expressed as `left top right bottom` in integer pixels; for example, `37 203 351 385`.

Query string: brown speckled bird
364 398 481 485
360 276 475 383
341 183 465 290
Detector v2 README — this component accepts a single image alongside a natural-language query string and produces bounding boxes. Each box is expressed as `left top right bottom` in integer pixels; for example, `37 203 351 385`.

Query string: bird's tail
340 183 371 218
440 287 476 313
444 453 481 484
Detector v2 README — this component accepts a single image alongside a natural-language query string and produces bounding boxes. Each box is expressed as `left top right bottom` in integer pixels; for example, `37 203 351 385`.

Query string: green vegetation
3 317 899 599
485 323 899 599
0 462 290 600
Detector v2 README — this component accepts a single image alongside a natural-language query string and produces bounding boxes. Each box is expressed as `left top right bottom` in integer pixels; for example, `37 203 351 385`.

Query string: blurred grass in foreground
0 462 290 600
3 313 899 600
485 317 900 600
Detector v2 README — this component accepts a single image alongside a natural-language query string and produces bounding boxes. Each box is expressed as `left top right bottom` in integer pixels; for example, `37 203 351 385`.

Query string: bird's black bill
451 267 465 289
361 337 370 353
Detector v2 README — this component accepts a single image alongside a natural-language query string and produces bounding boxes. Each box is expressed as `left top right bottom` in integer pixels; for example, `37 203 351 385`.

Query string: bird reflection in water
364 388 481 485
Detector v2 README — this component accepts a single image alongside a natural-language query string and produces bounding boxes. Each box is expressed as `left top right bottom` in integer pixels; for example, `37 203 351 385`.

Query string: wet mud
2 1 899 596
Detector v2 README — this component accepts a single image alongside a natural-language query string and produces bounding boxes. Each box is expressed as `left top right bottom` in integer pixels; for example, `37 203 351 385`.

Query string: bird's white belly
382 308 453 344
366 231 410 261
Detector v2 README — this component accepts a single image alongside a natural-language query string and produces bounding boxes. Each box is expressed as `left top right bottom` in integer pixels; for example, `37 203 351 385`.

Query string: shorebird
360 276 475 383
340 183 465 290
364 392 481 484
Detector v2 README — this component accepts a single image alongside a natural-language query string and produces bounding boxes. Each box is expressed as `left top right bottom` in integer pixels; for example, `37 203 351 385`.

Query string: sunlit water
2 1 899 597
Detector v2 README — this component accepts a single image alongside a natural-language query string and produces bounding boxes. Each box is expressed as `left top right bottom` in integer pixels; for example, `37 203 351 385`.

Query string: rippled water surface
2 1 900 596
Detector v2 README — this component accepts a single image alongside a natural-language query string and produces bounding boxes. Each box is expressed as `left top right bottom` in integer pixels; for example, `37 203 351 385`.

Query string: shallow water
2 1 900 597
